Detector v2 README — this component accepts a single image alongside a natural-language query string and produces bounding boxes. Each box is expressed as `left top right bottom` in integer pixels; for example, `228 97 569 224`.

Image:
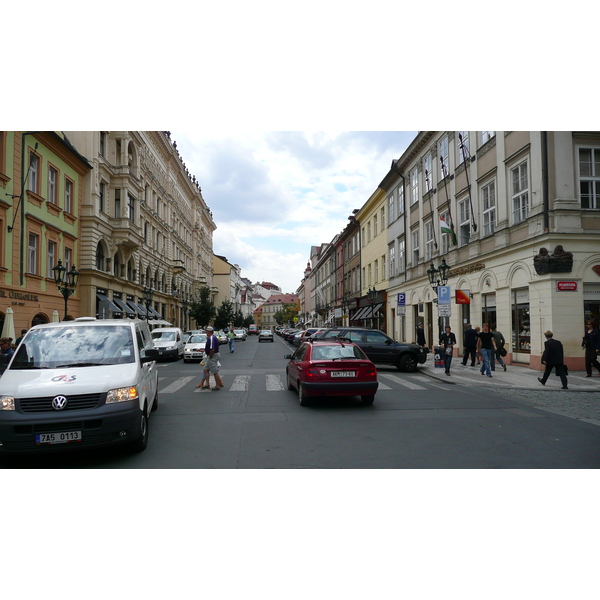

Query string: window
511 162 529 223
459 199 470 246
99 182 105 213
361 227 365 247
388 195 395 224
579 147 600 209
410 168 418 205
425 221 434 261
440 211 450 255
64 178 73 213
367 221 371 243
412 229 419 265
398 239 405 273
482 181 496 236
374 259 379 283
96 242 105 270
381 254 386 281
28 152 39 193
368 264 372 287
480 131 495 145
127 194 135 222
373 214 378 237
424 154 433 192
47 241 56 277
398 185 405 215
28 233 38 274
381 207 385 230
457 131 469 164
114 188 121 218
48 167 58 204
100 132 106 157
389 245 395 278
64 247 72 273
438 136 449 180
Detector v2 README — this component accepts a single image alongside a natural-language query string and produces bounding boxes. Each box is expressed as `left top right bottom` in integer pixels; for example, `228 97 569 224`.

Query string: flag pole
425 169 438 250
440 158 458 247
458 133 477 232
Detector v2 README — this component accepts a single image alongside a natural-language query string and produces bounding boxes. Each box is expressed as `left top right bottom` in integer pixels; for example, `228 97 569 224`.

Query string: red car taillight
305 368 320 378
364 367 377 379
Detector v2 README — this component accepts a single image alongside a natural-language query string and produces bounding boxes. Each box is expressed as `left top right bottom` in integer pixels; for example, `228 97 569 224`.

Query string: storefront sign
557 281 578 292
0 289 39 302
449 262 485 276
455 290 470 304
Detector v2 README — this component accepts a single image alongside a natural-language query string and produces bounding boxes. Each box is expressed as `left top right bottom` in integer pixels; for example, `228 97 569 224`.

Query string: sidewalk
419 359 600 391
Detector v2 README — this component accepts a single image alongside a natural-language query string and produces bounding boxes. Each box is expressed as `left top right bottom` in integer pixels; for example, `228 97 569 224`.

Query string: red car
284 339 378 406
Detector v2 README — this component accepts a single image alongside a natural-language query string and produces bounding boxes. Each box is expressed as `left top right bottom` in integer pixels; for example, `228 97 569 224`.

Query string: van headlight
106 386 138 404
0 396 15 411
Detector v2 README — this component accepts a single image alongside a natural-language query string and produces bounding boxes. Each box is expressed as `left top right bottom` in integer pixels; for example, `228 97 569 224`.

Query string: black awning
148 306 162 319
126 300 147 317
113 297 136 317
97 294 121 314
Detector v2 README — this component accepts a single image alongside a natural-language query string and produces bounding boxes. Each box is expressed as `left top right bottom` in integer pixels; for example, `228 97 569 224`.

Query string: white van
151 327 184 361
0 318 159 454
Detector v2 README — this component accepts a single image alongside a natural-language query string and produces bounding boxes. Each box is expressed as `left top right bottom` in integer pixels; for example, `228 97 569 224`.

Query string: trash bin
434 345 444 368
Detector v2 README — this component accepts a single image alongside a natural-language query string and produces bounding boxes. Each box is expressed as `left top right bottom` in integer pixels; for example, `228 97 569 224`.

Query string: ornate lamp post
52 259 79 321
341 296 349 327
367 286 378 329
142 286 154 321
427 258 451 339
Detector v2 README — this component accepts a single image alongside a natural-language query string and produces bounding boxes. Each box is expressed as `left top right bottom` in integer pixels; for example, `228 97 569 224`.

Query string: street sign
397 306 406 316
438 286 451 304
438 304 451 317
397 293 406 306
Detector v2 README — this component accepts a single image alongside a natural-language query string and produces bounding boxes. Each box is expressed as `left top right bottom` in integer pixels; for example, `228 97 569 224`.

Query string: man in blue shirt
203 327 224 390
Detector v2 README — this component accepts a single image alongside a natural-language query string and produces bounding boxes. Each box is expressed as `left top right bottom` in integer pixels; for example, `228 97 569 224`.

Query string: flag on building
440 216 458 246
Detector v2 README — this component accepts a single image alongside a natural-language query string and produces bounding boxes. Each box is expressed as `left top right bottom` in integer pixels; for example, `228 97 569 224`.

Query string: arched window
127 259 134 281
113 253 120 277
96 242 105 271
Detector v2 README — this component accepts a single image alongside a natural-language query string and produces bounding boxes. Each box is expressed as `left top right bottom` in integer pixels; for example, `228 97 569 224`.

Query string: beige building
65 131 216 331
383 131 600 371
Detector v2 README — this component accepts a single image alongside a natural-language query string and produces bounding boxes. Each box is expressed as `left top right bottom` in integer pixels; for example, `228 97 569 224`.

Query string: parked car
0 317 159 454
183 329 204 344
248 324 260 335
151 327 184 361
320 327 428 372
258 329 274 343
284 339 378 406
183 333 207 362
293 328 326 346
233 329 247 341
283 329 300 342
217 331 228 344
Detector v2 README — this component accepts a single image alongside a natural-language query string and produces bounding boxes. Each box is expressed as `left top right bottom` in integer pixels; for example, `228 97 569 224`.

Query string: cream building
65 131 216 330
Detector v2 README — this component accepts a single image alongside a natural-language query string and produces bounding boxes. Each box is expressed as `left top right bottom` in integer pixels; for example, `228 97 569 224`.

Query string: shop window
481 292 496 328
511 289 530 354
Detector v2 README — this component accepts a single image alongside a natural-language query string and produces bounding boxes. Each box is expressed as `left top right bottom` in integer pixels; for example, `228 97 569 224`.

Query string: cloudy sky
171 130 417 293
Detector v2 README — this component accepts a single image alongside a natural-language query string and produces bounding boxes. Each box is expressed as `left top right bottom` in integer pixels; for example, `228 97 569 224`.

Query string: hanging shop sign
455 290 471 304
556 281 578 292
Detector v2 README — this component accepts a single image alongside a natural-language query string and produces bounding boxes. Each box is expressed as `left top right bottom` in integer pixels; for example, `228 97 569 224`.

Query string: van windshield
152 331 176 342
10 326 135 370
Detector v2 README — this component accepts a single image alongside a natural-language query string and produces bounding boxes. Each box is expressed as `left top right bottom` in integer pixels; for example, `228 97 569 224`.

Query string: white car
151 327 184 361
258 329 274 342
183 333 207 363
233 329 246 341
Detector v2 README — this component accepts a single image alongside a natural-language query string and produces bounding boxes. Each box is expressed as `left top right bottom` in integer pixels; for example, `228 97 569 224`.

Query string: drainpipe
541 131 549 232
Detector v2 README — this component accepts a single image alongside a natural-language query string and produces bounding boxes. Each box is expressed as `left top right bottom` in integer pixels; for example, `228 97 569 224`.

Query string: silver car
258 329 274 343
183 333 207 362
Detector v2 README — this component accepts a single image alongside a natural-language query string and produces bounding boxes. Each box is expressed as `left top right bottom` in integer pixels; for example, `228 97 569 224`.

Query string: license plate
35 431 82 444
331 371 355 378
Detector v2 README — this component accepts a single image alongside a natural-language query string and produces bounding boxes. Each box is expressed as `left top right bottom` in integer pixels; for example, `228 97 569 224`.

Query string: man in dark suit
461 324 478 366
538 330 568 389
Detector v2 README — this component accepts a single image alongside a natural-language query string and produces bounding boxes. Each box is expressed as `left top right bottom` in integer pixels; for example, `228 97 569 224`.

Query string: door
363 330 395 364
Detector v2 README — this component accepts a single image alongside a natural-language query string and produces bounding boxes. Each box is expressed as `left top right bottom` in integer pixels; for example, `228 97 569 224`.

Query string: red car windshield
310 345 367 361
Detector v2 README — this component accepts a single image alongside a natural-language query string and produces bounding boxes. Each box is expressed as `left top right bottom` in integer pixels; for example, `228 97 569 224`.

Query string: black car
320 327 428 372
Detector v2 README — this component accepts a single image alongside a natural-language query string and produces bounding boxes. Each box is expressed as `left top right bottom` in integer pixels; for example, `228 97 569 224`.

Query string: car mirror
385 339 393 345
284 354 292 359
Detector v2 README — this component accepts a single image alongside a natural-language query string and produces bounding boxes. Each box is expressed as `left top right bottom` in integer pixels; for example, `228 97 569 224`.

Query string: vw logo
52 395 68 410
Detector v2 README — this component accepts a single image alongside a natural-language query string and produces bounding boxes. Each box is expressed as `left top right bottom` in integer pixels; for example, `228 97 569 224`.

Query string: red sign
557 281 578 291
455 290 470 304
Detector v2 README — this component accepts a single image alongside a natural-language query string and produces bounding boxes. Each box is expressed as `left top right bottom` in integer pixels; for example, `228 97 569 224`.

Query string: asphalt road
3 334 600 468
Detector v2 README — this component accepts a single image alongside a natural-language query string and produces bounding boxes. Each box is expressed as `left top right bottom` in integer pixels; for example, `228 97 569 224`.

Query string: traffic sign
438 304 451 317
438 286 451 304
397 293 406 306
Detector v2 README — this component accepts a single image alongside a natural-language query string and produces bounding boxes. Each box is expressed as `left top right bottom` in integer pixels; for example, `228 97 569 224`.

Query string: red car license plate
331 371 355 378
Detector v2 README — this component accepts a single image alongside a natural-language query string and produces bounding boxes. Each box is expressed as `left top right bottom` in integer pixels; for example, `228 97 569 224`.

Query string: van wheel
131 404 149 452
151 390 158 412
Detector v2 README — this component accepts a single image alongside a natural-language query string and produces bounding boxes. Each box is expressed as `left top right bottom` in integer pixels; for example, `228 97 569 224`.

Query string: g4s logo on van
52 375 77 382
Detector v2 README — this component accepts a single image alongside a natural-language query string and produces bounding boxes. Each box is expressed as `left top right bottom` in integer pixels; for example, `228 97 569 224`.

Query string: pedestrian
0 337 14 376
461 324 478 366
227 329 235 353
416 322 427 348
538 330 568 389
439 325 457 376
581 321 600 377
491 325 507 372
203 326 224 391
15 329 27 347
474 326 482 365
477 323 496 377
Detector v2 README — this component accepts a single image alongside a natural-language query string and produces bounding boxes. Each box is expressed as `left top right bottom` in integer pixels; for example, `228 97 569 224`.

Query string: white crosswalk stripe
230 375 250 391
266 374 285 391
378 373 428 390
376 381 393 390
159 376 195 394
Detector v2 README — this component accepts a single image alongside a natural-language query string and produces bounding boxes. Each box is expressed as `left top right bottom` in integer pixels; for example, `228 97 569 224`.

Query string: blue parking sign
438 286 451 304
397 293 405 306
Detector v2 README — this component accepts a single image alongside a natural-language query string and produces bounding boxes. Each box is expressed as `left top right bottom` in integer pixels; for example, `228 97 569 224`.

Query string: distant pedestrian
439 325 457 376
15 329 27 347
461 324 478 366
538 330 568 389
0 337 14 376
227 329 235 353
477 323 496 377
474 326 482 365
491 325 507 372
204 326 224 390
581 321 600 377
416 322 427 348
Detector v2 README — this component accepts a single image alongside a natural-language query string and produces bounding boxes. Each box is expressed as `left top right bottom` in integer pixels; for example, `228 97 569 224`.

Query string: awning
126 300 147 317
113 297 136 317
97 294 121 314
352 307 369 321
150 319 172 326
352 303 383 321
148 306 162 319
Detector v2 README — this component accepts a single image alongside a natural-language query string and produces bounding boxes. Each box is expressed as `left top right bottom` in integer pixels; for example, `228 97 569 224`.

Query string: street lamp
142 286 154 321
341 296 349 326
367 286 379 329
427 258 450 296
52 259 79 320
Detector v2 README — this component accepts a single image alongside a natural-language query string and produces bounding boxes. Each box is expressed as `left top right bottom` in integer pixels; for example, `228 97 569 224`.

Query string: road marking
160 376 195 394
266 374 284 391
377 382 393 390
379 373 428 390
230 375 250 391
